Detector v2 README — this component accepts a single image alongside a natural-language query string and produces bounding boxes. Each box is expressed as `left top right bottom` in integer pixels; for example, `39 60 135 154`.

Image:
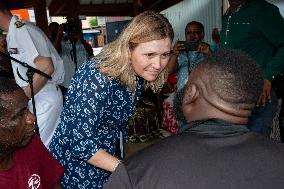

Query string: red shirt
0 135 64 189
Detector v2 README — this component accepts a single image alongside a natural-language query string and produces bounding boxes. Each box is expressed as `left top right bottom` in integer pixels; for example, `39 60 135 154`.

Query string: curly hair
173 49 264 121
95 11 174 92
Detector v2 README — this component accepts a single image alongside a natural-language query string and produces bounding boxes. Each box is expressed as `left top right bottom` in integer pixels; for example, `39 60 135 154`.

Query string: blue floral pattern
49 60 142 189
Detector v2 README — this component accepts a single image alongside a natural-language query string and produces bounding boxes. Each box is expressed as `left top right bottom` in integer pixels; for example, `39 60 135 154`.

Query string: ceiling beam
154 0 183 12
48 0 66 16
33 0 49 34
49 3 134 17
8 0 35 10
140 0 182 12
65 0 79 17
133 0 139 16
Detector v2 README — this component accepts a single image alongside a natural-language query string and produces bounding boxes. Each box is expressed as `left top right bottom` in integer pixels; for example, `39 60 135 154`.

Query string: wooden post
33 0 49 35
133 0 139 16
65 0 80 18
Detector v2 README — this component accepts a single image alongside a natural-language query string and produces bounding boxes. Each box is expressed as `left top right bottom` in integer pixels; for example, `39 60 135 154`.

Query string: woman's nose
151 56 162 69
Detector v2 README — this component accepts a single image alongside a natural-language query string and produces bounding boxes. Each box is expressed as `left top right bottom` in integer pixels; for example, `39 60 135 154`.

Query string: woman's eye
161 52 171 59
145 53 155 58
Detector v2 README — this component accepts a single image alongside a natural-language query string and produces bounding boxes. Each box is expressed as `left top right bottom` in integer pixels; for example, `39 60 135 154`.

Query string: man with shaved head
0 77 64 188
104 49 284 189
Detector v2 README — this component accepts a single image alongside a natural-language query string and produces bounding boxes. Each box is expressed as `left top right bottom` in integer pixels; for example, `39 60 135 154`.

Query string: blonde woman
50 11 174 189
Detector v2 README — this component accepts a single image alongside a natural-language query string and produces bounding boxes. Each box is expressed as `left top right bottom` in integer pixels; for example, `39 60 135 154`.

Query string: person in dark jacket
221 0 284 136
103 49 284 189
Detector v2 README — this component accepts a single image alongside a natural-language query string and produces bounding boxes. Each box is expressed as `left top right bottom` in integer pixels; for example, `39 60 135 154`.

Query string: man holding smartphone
163 21 212 133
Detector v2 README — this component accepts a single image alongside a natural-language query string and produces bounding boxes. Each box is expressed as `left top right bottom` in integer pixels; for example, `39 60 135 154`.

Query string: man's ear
182 83 199 106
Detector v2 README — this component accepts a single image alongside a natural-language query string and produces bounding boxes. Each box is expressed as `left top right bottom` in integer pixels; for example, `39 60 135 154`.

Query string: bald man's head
182 49 264 124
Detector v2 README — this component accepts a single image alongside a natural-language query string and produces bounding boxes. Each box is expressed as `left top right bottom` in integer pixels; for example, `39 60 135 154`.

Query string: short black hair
0 77 22 117
196 49 264 106
48 22 59 28
174 49 264 122
185 21 204 33
0 77 21 94
0 78 23 154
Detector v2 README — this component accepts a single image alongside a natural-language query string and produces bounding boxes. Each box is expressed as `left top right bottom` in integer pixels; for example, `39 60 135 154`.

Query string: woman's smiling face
130 38 172 81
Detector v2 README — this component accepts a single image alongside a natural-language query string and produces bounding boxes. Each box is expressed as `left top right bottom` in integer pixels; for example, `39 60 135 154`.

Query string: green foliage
89 17 98 28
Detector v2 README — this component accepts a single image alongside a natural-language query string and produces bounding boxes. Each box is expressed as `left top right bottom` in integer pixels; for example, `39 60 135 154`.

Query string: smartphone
179 41 199 51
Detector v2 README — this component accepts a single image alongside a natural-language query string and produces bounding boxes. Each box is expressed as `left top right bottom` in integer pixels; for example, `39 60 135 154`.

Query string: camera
179 41 199 51
64 17 81 36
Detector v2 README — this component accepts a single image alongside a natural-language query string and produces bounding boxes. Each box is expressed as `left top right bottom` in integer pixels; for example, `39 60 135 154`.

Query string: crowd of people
0 0 284 188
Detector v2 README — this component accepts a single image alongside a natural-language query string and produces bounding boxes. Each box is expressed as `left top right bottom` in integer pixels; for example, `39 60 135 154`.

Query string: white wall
267 0 284 17
162 0 222 44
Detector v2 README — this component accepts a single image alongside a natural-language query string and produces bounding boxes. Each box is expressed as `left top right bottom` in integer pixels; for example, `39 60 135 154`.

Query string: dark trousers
248 90 278 136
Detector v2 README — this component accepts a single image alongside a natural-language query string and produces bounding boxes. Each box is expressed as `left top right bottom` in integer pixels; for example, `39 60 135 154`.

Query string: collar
178 119 249 137
225 3 244 16
6 16 18 42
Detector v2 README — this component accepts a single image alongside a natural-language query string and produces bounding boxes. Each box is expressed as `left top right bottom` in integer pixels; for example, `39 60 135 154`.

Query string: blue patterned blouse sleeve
62 60 110 161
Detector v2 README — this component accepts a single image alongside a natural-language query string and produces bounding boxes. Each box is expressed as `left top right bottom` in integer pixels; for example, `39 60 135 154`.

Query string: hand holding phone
179 41 199 51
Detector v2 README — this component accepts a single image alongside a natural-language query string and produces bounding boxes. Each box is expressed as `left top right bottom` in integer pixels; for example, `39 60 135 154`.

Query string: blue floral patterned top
49 59 143 189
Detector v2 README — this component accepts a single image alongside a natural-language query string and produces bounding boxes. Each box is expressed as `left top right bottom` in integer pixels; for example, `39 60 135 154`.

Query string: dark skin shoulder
53 182 63 189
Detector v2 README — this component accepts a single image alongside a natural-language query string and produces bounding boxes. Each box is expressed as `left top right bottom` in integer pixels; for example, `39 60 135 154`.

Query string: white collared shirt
6 16 65 87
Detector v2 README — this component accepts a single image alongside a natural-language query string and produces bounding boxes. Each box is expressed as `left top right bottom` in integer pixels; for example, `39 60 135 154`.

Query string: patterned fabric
270 99 282 142
162 93 179 134
49 59 142 189
128 90 163 143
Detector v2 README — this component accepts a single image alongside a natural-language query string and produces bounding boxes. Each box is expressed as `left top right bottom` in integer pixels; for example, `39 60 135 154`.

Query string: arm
54 24 64 54
256 6 284 105
87 149 121 172
167 40 182 74
14 24 55 97
167 54 178 74
259 6 284 81
53 182 63 189
66 66 121 172
257 79 271 106
23 56 54 98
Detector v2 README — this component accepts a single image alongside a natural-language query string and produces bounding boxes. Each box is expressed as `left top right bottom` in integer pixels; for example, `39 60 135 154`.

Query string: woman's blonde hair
95 11 174 92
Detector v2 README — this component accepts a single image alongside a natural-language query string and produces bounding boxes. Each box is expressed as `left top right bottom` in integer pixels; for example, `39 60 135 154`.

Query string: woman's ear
182 83 199 106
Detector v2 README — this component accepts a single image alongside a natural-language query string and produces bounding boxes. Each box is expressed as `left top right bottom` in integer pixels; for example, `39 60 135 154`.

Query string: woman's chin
142 73 159 81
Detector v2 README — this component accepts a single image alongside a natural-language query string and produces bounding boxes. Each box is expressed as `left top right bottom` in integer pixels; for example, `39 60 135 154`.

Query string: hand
23 86 31 99
257 79 271 106
172 40 185 56
197 42 211 55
